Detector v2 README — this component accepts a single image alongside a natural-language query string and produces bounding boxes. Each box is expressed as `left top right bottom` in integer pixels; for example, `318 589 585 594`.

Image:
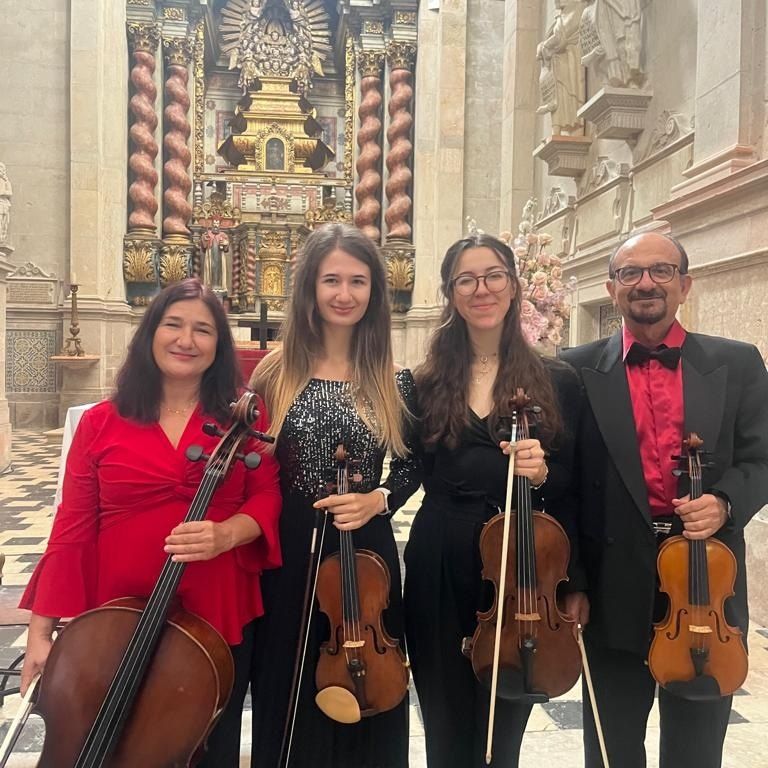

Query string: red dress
21 400 282 645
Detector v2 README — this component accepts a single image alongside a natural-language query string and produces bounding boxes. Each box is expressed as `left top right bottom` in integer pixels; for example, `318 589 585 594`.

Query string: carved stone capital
386 41 416 72
382 243 415 313
123 236 159 284
160 240 193 285
162 36 195 67
127 22 160 54
577 87 653 142
533 135 592 178
358 50 385 79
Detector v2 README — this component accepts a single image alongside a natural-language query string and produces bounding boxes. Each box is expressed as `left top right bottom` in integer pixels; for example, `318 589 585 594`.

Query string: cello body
35 598 233 768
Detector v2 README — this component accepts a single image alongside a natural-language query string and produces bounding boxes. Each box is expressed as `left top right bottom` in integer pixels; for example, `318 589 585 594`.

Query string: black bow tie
625 343 682 370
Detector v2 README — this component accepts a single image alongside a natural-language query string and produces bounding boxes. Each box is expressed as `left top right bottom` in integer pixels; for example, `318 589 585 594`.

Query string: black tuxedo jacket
561 332 768 655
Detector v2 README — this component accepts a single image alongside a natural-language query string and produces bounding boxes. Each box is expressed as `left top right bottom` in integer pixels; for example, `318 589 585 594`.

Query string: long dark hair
113 278 240 423
415 233 563 450
252 223 408 454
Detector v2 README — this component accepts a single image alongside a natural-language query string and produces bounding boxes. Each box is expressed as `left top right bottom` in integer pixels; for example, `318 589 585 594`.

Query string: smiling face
315 247 372 329
607 233 692 335
450 246 515 332
151 298 218 386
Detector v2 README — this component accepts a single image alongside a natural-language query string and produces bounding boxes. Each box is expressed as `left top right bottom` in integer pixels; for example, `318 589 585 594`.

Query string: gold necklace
162 399 197 415
471 353 498 385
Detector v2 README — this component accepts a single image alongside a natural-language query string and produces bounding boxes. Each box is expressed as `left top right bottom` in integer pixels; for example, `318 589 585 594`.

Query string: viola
314 444 409 724
463 389 580 764
648 432 748 700
32 392 273 767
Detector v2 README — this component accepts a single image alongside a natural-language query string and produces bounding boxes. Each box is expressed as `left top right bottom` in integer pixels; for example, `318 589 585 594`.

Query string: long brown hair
415 233 562 450
113 278 240 423
251 223 409 455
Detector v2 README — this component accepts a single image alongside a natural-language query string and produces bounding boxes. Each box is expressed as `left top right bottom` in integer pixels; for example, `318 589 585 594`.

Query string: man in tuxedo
560 232 768 767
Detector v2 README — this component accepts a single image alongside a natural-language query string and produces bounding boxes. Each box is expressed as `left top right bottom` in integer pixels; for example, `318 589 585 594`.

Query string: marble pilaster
0 255 13 470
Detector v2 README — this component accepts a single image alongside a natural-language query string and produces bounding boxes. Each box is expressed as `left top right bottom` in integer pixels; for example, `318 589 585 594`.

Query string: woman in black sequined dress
250 224 419 768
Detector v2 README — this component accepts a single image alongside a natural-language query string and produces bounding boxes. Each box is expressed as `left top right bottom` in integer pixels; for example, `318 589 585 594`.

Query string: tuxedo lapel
680 335 727 491
582 334 652 527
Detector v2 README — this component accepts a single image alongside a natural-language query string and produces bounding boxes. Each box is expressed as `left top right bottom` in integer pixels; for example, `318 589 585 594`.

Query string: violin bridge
688 624 713 634
514 612 541 621
343 640 366 648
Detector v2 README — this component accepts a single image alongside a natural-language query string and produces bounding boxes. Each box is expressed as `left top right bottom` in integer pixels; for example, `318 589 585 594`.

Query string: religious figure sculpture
200 219 230 292
0 163 12 245
580 0 645 88
537 0 586 135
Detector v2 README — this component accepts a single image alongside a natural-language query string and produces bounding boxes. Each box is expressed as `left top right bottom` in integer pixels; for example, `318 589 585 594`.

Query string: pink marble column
126 23 160 235
385 42 417 242
162 37 194 239
354 51 385 243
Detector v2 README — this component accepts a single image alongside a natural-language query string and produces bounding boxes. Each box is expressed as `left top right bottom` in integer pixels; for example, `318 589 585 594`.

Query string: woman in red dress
19 278 282 767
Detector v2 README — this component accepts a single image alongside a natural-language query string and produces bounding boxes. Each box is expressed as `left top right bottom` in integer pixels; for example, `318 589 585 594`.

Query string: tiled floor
1 431 767 766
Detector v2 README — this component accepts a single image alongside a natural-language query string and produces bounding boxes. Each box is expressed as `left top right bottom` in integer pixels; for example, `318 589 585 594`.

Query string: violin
314 444 409 724
31 392 272 767
463 389 581 764
649 432 748 700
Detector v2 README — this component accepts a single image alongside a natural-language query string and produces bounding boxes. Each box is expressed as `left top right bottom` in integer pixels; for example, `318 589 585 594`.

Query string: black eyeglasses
612 263 683 286
451 270 511 296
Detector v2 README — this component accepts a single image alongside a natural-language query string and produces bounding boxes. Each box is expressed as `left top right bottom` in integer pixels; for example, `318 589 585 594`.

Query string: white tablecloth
53 403 96 510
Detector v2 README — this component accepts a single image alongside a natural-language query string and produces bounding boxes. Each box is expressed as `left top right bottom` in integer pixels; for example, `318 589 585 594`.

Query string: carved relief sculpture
127 23 161 235
355 51 385 242
201 219 230 291
537 1 585 135
385 42 416 242
580 0 645 88
0 162 12 244
221 0 332 97
162 37 194 238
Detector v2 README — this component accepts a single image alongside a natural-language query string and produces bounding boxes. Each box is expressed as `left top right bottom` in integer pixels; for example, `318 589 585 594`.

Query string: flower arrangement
498 229 575 354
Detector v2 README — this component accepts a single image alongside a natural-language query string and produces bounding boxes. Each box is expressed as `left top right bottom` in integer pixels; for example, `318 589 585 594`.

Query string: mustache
629 289 665 300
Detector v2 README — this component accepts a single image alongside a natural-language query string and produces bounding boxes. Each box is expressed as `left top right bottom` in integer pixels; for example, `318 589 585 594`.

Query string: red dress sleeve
232 397 282 573
20 404 106 617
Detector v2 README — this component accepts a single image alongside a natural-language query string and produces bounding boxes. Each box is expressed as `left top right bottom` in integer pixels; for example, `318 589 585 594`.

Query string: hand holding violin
500 437 548 486
672 493 729 539
313 490 386 531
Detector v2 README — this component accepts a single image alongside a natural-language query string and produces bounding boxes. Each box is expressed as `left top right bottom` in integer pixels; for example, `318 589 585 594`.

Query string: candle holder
61 283 85 356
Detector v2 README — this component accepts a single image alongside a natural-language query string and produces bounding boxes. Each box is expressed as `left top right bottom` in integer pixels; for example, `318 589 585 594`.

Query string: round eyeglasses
613 263 682 286
451 270 511 296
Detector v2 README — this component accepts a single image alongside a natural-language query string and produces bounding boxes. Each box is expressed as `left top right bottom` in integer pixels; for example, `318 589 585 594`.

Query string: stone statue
519 198 538 236
200 219 230 291
0 163 12 244
537 0 585 135
580 0 645 88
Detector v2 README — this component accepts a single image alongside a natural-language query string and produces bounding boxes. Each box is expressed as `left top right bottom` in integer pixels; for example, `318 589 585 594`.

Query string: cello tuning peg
248 428 276 444
237 451 262 469
671 469 685 477
185 445 210 462
670 454 683 462
202 423 225 437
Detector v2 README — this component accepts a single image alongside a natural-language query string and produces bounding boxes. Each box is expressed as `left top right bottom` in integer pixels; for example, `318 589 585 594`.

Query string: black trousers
582 637 732 768
197 620 257 768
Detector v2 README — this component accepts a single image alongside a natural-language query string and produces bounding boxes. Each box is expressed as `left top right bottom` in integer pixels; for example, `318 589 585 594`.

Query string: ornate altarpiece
123 0 418 323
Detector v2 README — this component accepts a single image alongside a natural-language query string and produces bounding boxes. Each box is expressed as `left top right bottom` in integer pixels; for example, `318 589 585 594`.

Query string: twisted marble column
385 42 416 242
354 51 385 243
127 23 160 234
162 37 194 239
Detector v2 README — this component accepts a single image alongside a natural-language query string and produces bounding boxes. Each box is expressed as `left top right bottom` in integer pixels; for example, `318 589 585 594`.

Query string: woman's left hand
165 520 234 562
313 491 386 531
500 438 547 486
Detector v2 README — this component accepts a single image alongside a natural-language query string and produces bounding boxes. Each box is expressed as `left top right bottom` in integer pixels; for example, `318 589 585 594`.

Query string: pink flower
550 266 563 280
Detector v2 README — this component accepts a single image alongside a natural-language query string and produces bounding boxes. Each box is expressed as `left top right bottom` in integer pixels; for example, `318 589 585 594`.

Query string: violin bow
0 673 40 767
484 413 519 765
577 627 610 768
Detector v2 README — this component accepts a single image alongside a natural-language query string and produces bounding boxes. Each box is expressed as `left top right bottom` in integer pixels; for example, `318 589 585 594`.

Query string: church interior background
1 0 768 613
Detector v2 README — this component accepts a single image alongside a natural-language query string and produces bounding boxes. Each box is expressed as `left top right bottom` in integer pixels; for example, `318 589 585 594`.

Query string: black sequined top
275 368 420 513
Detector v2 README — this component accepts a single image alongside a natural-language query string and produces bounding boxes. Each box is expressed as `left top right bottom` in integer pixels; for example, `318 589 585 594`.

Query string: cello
30 391 272 767
463 389 581 764
314 444 409 723
648 432 748 700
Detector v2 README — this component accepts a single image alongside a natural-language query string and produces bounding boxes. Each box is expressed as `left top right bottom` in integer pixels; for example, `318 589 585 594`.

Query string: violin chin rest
315 686 362 724
663 675 722 702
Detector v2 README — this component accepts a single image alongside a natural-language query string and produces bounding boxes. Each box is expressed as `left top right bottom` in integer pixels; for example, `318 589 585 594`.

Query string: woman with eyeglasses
404 233 583 767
